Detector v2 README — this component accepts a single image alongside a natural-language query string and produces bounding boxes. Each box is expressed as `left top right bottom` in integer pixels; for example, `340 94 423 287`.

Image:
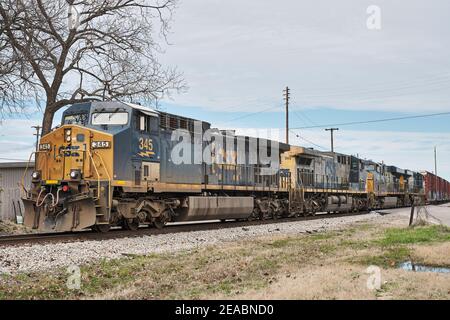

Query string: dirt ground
0 220 32 236
0 212 449 300
210 214 450 300
378 204 450 227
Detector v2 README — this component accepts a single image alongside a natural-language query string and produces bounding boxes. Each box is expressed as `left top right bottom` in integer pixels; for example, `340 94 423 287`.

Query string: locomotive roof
63 100 158 115
64 101 207 125
123 102 159 117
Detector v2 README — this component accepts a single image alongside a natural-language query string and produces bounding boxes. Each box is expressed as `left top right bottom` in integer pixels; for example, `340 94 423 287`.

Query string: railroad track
0 210 375 247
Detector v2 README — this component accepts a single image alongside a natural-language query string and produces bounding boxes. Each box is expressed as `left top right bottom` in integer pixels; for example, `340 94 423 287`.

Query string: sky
1 0 450 179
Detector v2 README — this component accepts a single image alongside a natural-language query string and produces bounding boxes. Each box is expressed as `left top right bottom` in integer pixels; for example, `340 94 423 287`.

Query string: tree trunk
41 106 56 136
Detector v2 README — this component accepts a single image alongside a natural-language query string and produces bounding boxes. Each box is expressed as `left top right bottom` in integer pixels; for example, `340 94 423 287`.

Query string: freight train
21 101 429 232
421 171 450 204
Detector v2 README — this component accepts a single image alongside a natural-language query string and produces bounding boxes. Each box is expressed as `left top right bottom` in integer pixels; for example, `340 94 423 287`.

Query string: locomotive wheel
122 218 140 231
92 224 111 233
249 207 261 221
268 207 278 220
153 218 167 230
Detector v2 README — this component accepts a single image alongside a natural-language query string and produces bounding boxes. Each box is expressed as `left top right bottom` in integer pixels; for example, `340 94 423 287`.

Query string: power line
292 109 319 127
292 111 309 126
296 76 450 100
297 110 319 126
285 71 450 100
291 111 450 130
222 105 281 124
289 129 327 150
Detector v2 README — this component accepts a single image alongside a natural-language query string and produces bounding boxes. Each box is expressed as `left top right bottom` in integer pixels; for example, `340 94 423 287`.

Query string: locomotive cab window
63 113 89 126
92 112 128 125
140 115 147 131
137 113 158 133
298 157 312 166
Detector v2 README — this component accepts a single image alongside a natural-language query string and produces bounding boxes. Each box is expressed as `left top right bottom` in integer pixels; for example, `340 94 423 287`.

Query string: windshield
63 113 89 126
91 112 129 125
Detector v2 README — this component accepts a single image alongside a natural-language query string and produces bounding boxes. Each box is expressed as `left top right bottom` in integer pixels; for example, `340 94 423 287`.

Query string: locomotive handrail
93 151 112 208
20 151 49 197
86 149 101 200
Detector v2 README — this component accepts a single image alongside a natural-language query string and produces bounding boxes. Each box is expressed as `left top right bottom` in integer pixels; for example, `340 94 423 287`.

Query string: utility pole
325 128 339 153
283 86 290 144
32 125 42 152
434 146 438 200
32 125 42 165
434 146 437 177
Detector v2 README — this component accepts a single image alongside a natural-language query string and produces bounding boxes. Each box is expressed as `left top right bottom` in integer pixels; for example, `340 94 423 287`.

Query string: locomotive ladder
87 150 112 224
288 173 305 215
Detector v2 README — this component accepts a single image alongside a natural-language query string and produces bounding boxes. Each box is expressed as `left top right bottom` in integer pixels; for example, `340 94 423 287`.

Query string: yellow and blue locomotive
22 101 289 232
21 101 425 232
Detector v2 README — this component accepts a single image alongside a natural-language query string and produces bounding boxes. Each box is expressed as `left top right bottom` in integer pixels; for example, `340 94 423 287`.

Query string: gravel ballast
0 213 383 274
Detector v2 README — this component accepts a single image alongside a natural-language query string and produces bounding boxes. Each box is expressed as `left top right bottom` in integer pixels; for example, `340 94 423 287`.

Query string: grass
378 225 450 246
0 230 339 300
351 225 450 268
1 223 449 300
355 247 412 268
269 238 292 248
0 234 333 300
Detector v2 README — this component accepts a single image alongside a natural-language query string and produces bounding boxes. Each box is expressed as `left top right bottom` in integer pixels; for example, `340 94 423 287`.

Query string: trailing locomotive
21 101 425 232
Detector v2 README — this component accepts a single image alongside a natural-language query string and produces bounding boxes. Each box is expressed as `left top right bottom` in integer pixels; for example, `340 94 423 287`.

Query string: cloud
0 119 40 161
160 0 450 112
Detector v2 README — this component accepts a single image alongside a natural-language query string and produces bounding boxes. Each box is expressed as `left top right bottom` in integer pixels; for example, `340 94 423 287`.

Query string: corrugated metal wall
0 166 32 221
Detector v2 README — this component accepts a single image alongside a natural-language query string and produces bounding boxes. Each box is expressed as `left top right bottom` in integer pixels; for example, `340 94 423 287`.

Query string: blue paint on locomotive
60 101 424 195
62 101 162 182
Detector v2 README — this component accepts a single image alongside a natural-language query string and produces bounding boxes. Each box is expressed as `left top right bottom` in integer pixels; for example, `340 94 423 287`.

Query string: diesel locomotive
21 101 425 232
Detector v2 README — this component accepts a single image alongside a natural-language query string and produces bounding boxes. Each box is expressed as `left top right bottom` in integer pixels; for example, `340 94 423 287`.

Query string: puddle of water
399 261 450 273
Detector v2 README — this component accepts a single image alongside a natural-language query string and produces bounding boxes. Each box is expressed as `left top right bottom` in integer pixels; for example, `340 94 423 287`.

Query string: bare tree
0 0 185 134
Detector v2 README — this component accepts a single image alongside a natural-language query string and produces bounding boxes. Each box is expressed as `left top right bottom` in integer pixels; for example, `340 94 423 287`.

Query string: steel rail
0 210 374 247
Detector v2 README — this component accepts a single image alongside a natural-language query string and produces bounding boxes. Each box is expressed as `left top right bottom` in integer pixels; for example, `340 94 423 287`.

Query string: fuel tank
175 196 254 222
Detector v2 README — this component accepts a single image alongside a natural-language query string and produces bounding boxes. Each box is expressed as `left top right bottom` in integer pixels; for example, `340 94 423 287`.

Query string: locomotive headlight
65 129 72 142
31 171 41 181
69 170 81 180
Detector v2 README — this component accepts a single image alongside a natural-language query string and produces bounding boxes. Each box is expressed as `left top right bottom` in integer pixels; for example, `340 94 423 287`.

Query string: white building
0 162 34 221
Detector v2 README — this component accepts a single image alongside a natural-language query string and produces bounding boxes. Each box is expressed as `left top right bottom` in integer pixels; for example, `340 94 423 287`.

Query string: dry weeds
1 212 449 300
412 242 450 267
0 220 32 235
